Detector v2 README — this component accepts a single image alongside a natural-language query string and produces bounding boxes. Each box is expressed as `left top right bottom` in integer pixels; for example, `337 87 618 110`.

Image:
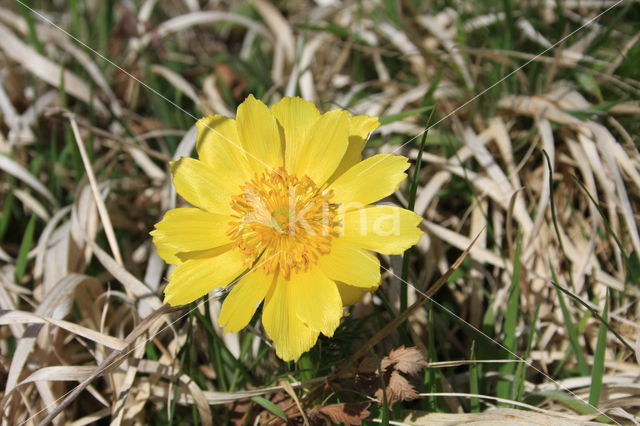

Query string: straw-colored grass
1 1 639 424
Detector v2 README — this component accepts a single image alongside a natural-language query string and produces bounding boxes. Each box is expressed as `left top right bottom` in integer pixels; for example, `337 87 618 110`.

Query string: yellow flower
151 95 423 361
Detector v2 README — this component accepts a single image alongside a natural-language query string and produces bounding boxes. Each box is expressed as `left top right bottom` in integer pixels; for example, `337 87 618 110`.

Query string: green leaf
15 215 37 282
627 250 640 287
496 233 522 401
551 280 634 353
589 293 608 407
0 188 14 241
552 273 590 377
576 72 602 100
513 304 540 401
379 105 434 125
298 352 314 382
530 390 599 415
400 108 434 327
251 396 287 421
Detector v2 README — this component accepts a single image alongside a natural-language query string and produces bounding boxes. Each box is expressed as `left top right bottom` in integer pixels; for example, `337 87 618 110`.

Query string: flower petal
153 239 182 265
318 238 381 288
340 205 423 254
171 158 236 215
196 115 252 188
163 248 245 306
262 274 320 361
336 281 375 306
329 115 380 182
236 94 283 172
218 268 274 333
292 109 349 185
271 97 321 173
349 115 380 139
150 208 233 254
290 269 342 337
350 114 381 139
329 154 410 208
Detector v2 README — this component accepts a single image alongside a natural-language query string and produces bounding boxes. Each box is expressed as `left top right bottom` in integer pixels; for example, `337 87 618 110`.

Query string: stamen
227 168 339 277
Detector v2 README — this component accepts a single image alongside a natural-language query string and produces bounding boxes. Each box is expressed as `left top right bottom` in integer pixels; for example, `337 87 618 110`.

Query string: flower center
227 168 339 277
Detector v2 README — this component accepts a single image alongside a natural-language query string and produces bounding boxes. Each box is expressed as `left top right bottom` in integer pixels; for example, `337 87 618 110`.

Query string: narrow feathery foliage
151 95 423 360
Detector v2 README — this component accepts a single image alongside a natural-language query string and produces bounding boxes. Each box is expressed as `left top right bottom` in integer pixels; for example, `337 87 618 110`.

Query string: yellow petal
235 94 283 172
218 268 274 333
150 208 233 254
290 269 342 337
171 158 236 215
196 115 252 189
329 154 410 208
153 238 182 265
336 281 376 306
292 109 349 185
350 114 380 139
318 238 381 288
271 97 321 173
340 205 423 254
163 248 245 306
329 114 380 181
262 274 320 361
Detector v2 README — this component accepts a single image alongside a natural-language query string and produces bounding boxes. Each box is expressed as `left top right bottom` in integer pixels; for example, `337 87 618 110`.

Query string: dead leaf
357 347 427 407
382 346 428 376
376 371 420 405
318 403 371 425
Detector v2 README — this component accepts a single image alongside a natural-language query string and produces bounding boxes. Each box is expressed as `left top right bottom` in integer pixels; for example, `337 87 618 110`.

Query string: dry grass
0 0 639 425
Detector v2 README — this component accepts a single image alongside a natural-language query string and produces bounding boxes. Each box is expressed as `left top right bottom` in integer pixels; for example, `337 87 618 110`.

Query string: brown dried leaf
318 403 371 426
382 346 428 376
375 371 419 406
388 371 420 403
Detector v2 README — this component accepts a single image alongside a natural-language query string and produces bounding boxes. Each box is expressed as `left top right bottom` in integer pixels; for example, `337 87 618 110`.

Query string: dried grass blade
0 310 127 350
0 23 106 115
36 305 173 426
67 114 123 266
0 154 56 205
84 237 162 317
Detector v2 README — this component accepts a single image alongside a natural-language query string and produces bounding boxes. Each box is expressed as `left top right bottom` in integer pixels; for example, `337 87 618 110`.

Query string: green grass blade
496 232 522 401
400 107 435 313
529 390 599 415
251 396 287 421
18 3 45 55
197 301 229 391
0 187 14 241
513 304 540 401
589 292 609 407
551 280 634 353
379 105 434 125
15 215 37 282
426 304 442 411
551 268 590 377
